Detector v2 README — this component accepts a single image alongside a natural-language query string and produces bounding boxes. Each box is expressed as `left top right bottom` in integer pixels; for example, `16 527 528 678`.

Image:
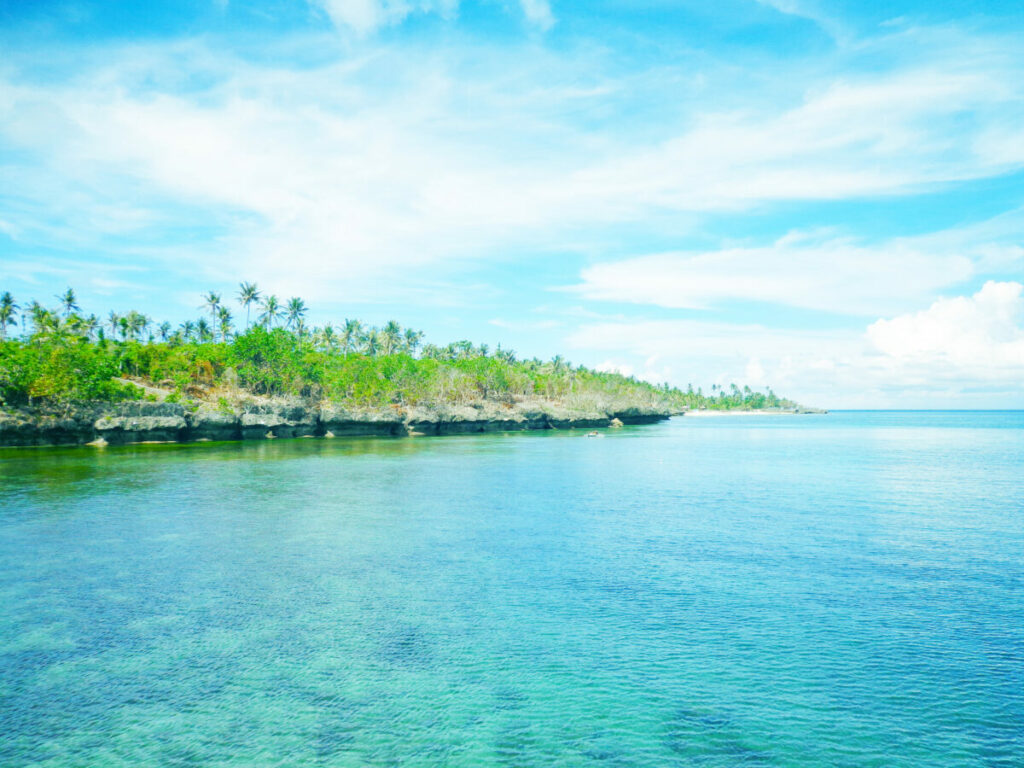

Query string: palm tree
196 317 214 343
180 320 195 342
381 320 402 355
135 312 151 341
318 324 337 353
285 297 307 331
32 310 66 343
202 291 221 321
27 301 51 335
158 322 172 342
65 313 84 338
403 328 424 356
341 319 362 356
119 310 149 341
79 314 100 340
363 328 380 357
237 282 261 329
259 295 282 328
108 311 121 338
56 287 79 317
0 292 18 339
495 345 516 363
217 306 233 342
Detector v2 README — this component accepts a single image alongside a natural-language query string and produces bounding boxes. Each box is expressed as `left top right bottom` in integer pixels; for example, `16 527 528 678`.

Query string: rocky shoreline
0 399 674 448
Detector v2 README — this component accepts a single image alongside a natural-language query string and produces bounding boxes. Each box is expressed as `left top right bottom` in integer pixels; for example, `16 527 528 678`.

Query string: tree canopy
0 285 797 413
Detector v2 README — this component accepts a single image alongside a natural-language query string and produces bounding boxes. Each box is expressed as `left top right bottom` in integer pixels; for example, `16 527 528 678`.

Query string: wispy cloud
572 66 1024 213
567 280 1024 408
519 0 554 30
752 0 845 39
571 217 1024 317
2 30 1021 301
333 0 459 34
313 0 551 34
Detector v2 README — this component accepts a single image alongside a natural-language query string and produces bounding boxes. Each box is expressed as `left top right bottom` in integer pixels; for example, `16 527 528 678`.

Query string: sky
1 0 1023 408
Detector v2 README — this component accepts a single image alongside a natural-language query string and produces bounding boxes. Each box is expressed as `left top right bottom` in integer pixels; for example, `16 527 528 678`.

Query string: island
0 286 817 447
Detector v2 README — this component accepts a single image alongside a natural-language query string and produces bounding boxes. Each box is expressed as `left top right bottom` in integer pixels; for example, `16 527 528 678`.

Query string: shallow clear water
1 412 1022 767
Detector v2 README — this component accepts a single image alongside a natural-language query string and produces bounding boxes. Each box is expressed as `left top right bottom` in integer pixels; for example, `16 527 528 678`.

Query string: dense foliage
0 287 796 412
0 338 143 404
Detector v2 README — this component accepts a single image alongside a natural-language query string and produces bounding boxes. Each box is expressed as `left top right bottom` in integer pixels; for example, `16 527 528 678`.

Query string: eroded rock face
0 397 673 447
95 414 188 444
190 405 241 442
319 405 405 437
548 417 612 430
0 401 190 446
611 406 672 424
83 402 189 444
0 408 86 446
238 404 317 440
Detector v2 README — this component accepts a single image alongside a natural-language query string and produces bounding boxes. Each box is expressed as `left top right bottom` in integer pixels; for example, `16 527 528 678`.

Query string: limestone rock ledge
0 399 674 447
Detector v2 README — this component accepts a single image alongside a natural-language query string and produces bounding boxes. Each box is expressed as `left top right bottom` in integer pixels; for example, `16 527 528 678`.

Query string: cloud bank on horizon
1 0 1023 407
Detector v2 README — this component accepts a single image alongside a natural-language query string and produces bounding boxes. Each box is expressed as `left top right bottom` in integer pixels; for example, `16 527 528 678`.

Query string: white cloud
316 0 459 35
314 0 551 34
595 356 670 385
565 280 1024 405
572 211 1024 317
0 26 1021 320
519 0 554 30
756 0 804 12
318 0 392 35
744 357 767 386
868 281 1024 372
573 232 980 316
566 283 1024 407
569 317 862 402
752 0 843 39
0 49 576 297
595 359 633 377
571 67 1024 213
489 317 560 331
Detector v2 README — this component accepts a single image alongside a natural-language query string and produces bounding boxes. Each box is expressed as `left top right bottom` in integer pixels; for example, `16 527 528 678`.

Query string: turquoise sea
1 411 1022 766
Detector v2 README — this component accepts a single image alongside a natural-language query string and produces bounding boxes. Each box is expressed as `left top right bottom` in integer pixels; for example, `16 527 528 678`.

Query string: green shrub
0 339 142 405
231 327 311 395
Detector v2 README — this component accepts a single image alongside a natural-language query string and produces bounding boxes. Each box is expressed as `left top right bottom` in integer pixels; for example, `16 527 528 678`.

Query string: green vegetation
0 285 796 412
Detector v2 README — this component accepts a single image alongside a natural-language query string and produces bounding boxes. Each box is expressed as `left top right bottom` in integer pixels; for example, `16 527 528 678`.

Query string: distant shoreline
685 407 827 417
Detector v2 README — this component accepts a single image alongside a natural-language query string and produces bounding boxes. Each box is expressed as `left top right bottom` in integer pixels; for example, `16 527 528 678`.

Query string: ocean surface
1 411 1022 767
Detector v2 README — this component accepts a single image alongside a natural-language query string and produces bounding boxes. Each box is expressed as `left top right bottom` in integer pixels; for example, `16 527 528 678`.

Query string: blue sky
1 0 1023 407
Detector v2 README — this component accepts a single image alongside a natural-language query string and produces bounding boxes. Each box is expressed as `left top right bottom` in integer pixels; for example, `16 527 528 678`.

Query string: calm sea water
1 412 1022 767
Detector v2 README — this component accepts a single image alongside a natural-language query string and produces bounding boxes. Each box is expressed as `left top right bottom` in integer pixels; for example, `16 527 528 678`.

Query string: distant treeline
0 286 796 412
